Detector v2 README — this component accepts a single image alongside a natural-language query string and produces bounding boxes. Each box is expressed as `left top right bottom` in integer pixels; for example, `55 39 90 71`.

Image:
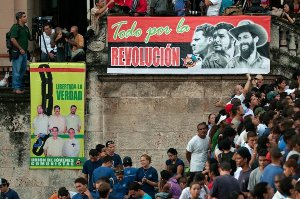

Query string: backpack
6 31 13 54
6 24 20 61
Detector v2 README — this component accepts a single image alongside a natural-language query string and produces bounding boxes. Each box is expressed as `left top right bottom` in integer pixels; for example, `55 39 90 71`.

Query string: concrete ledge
98 74 279 82
0 88 30 102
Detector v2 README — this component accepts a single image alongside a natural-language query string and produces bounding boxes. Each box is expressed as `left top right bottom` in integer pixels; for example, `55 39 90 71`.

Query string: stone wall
0 73 277 198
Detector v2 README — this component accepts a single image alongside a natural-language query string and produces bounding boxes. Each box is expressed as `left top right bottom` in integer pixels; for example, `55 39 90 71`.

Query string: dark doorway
40 0 88 35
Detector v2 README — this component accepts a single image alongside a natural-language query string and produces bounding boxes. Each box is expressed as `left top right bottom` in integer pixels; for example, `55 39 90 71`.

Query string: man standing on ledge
186 122 210 184
10 12 31 94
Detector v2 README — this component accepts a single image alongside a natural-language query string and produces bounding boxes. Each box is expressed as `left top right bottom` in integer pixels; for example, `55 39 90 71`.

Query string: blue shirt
165 158 185 176
174 0 186 11
82 159 103 191
219 0 234 14
135 166 158 199
72 192 98 199
0 189 20 199
261 164 283 189
111 153 122 168
109 178 130 199
278 136 286 152
124 167 138 184
92 166 115 184
91 191 99 199
142 193 152 199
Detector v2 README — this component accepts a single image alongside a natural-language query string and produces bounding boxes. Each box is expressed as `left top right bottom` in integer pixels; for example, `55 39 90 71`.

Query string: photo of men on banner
107 16 270 74
32 104 81 158
190 20 269 70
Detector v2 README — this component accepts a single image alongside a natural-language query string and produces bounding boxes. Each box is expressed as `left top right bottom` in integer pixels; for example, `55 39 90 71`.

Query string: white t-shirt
234 167 242 180
232 93 245 103
235 129 247 147
186 135 210 172
286 150 300 160
179 186 209 199
244 143 253 156
207 0 222 16
272 190 289 199
39 30 56 54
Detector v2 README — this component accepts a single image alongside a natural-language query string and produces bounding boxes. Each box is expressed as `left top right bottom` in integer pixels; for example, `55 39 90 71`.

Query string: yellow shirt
72 34 84 52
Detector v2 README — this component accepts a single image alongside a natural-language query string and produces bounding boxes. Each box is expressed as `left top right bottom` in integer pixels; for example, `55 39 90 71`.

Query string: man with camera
40 23 56 62
65 26 85 62
10 11 31 94
51 27 69 62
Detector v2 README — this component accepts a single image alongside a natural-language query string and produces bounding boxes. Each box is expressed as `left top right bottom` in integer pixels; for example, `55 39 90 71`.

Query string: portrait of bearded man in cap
226 20 270 69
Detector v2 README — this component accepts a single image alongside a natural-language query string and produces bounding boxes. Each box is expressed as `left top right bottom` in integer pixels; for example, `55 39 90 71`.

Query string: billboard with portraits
107 16 270 74
30 63 85 169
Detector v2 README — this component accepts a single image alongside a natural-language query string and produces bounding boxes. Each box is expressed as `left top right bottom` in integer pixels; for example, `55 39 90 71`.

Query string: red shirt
226 117 232 124
127 0 147 13
107 0 125 9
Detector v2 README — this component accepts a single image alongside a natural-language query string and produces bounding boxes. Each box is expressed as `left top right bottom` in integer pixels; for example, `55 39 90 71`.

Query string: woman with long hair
165 148 185 180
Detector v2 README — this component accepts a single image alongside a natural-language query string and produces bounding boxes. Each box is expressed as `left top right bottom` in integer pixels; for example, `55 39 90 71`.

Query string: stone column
280 28 288 52
270 24 280 49
297 35 300 57
288 32 297 56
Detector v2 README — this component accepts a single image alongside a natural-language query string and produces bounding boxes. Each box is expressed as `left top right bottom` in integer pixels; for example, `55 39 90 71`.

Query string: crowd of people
89 0 300 20
4 73 300 198
73 73 300 199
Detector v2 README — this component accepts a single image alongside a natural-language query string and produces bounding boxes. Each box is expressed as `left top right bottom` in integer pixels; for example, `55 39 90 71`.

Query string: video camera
61 29 74 39
32 16 53 39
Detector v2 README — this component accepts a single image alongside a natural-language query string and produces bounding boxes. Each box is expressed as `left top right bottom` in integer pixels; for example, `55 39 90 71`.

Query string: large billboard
30 63 85 169
107 16 271 74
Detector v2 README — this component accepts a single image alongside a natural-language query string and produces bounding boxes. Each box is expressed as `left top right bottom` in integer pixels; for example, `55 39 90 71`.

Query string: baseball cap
225 104 233 114
254 107 266 116
267 91 279 101
254 74 264 80
217 115 227 125
106 141 114 147
123 156 132 165
0 178 8 186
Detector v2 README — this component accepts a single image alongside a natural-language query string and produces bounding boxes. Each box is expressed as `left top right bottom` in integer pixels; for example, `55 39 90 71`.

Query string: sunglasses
115 170 124 174
106 141 114 146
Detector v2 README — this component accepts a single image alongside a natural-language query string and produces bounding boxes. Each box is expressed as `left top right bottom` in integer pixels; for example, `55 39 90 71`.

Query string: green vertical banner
29 63 85 169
